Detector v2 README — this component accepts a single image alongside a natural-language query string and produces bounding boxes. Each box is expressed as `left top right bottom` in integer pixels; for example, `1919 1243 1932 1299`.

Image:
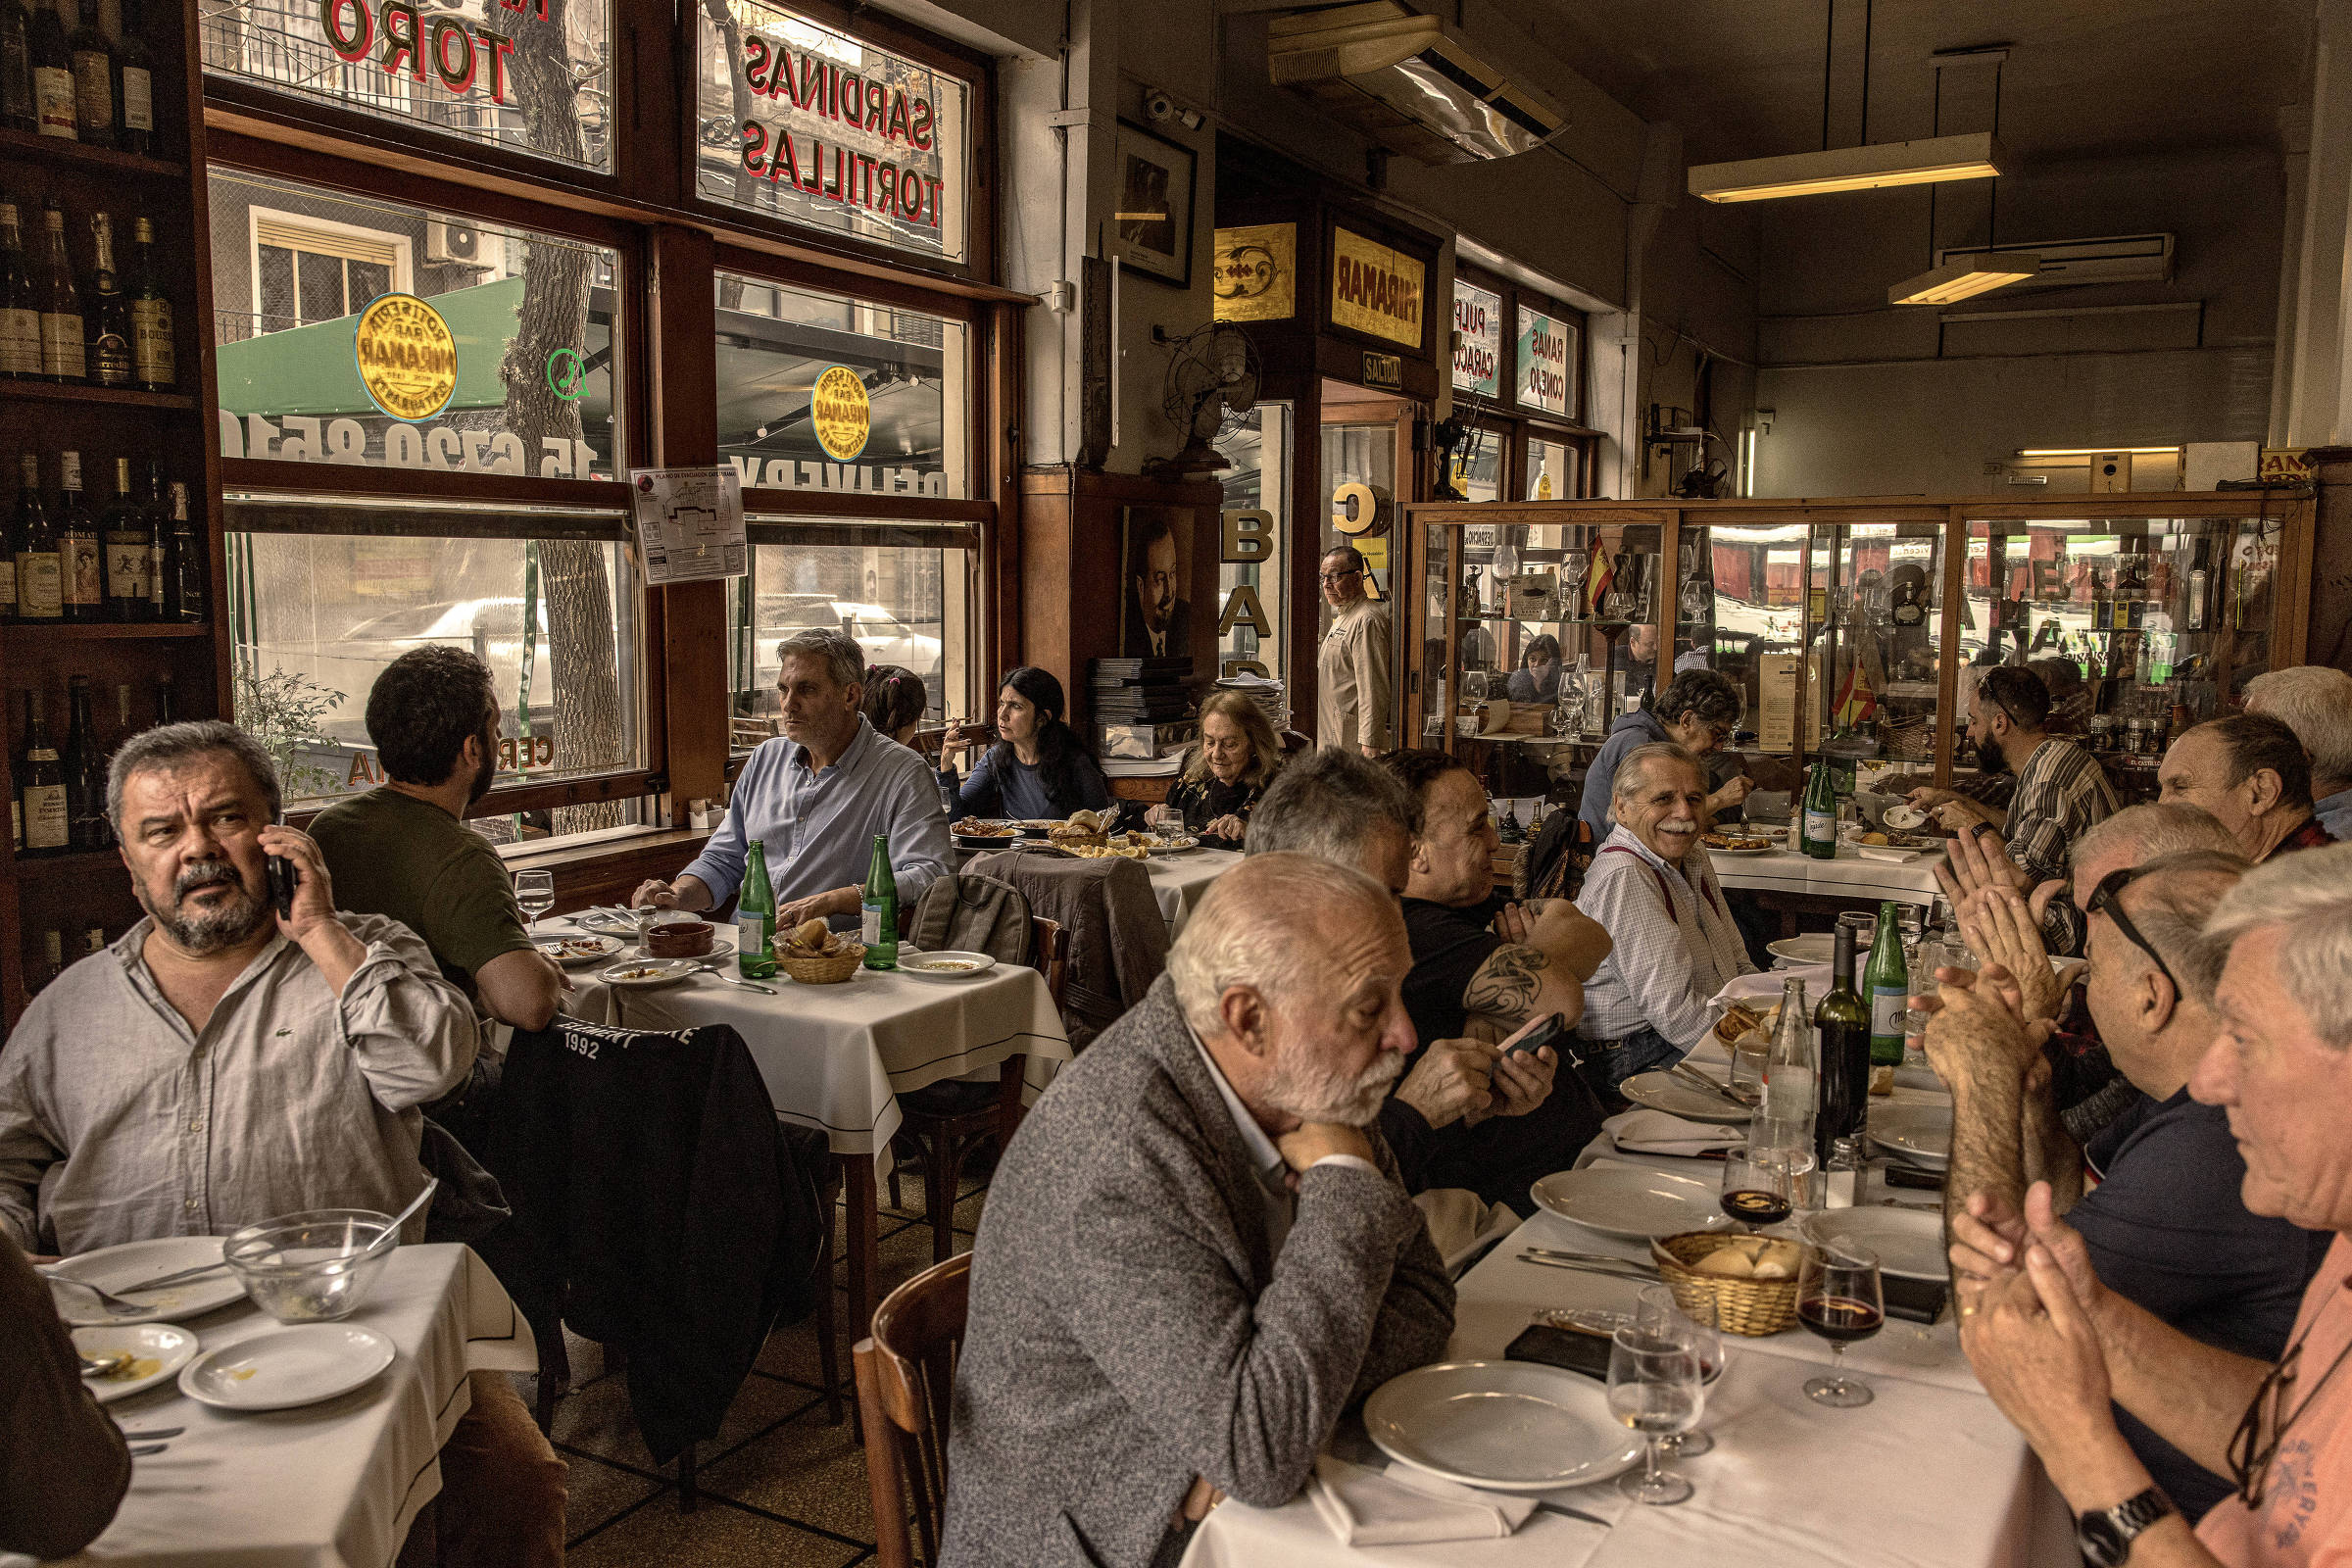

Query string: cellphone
267 815 299 917
1504 1322 1611 1381
1507 1011 1569 1058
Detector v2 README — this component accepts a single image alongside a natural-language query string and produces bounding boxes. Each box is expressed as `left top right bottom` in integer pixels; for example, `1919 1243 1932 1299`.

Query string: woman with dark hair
860 664 929 747
1151 689 1285 846
940 667 1111 820
1506 634 1562 705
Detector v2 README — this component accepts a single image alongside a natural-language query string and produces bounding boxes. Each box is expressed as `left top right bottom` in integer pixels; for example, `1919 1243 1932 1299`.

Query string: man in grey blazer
942 853 1455 1568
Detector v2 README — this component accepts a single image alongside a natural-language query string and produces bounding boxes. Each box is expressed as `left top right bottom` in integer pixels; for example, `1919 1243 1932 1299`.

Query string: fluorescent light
2013 447 2182 458
1889 252 2040 306
1689 131 2005 203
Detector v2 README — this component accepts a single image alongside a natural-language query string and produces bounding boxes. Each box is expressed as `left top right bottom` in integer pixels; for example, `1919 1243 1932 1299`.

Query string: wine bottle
35 928 64 990
0 199 40 379
1813 924 1870 1169
111 677 132 748
161 475 203 621
1760 975 1815 1160
0 0 33 132
153 667 174 723
737 838 776 978
1799 760 1838 859
860 831 898 969
19 687 68 852
0 459 16 620
14 452 59 620
28 0 70 138
126 214 171 389
101 454 151 619
113 0 148 154
1862 901 1911 1069
37 196 82 381
56 448 98 621
62 671 107 848
65 0 107 147
83 210 128 386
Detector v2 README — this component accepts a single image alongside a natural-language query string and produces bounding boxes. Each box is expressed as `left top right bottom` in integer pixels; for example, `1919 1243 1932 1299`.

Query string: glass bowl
222 1208 397 1323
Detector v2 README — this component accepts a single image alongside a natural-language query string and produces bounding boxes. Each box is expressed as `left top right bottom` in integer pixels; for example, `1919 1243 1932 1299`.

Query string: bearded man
943 853 1455 1568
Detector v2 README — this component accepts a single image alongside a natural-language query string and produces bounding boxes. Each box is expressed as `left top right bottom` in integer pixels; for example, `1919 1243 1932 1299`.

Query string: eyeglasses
1319 567 1364 585
2230 1300 2352 1508
2086 866 2182 1003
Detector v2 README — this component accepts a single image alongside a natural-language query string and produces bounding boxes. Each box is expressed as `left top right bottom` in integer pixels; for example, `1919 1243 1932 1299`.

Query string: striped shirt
1572 826 1757 1051
2005 735 2117 956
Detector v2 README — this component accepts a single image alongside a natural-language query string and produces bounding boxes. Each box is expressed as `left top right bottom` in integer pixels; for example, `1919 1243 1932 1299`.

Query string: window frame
1450 259 1601 503
248 205 416 329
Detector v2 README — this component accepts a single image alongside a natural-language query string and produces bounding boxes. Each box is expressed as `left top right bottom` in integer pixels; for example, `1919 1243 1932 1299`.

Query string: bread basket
1650 1231 1802 1337
777 942 866 984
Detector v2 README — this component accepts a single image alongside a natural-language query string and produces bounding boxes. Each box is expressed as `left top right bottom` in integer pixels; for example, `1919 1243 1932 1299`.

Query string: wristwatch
2077 1488 2176 1566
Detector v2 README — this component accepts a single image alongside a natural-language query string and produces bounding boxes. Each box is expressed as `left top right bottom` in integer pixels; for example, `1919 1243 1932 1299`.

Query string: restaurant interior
7 0 2352 1565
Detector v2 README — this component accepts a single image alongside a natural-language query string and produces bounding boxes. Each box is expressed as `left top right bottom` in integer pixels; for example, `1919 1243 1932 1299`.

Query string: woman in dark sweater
1153 690 1285 847
940 666 1111 820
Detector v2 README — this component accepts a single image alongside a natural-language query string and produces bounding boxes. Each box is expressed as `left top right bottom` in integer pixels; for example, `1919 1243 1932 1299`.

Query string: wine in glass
1636 1283 1723 1457
514 870 555 927
1606 1327 1702 1506
1796 1245 1886 1407
1719 1146 1801 1230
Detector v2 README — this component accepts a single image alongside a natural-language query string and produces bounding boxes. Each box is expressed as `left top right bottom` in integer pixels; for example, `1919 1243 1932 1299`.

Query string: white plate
570 907 656 937
600 957 702 990
46 1238 244 1327
1883 804 1929 830
1765 932 1876 965
180 1323 397 1411
1869 1102 1952 1169
627 928 741 962
1529 1166 1735 1241
1805 1206 1948 1281
74 1322 200 1403
897 950 1000 980
1143 836 1200 855
1704 843 1779 858
1365 1360 1642 1492
532 933 624 967
1620 1071 1754 1123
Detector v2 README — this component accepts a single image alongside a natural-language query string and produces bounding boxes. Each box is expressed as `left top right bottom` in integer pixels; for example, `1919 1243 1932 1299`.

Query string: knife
1516 1252 1657 1283
1522 1246 1660 1275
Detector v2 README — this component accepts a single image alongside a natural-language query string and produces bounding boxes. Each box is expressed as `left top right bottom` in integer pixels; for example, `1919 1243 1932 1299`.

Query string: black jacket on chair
491 1015 827 1463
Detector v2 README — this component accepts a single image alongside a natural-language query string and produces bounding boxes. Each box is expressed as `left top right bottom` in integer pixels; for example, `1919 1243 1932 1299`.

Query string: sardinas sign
1452 279 1499 397
1329 226 1423 349
699 0 971 265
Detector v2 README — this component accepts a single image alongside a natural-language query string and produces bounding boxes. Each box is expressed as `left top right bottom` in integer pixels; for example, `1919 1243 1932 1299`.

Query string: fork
1669 1062 1755 1109
128 1444 171 1458
42 1271 152 1317
688 963 775 995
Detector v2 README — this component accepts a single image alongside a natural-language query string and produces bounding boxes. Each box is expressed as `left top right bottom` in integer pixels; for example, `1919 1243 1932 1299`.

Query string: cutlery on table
1521 1247 1659 1275
44 1272 155 1318
79 1351 134 1378
1533 1499 1612 1527
128 1444 171 1458
109 1259 230 1297
1668 1063 1754 1109
688 963 775 995
1514 1252 1657 1283
117 1428 183 1441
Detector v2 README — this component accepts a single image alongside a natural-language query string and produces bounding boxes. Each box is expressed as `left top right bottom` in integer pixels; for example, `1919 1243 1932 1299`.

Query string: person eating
1155 689 1285 847
938 665 1111 822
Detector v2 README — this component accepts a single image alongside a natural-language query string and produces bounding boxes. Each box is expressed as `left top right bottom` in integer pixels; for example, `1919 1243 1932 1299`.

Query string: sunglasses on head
2086 865 2182 1003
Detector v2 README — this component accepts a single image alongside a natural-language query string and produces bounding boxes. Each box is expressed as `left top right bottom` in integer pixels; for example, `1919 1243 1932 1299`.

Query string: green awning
215 277 525 418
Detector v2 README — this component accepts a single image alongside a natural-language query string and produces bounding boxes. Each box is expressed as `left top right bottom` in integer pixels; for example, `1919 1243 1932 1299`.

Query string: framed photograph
1111 122 1196 287
1119 505 1195 659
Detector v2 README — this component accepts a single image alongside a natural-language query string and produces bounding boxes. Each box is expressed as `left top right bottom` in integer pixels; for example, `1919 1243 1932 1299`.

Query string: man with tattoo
1928 851 2330 1522
1571 744 1757 1100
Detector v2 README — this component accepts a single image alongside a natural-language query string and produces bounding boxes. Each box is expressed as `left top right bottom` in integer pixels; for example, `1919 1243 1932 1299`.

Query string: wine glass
1636 1284 1723 1458
514 870 555 928
1719 1146 1801 1230
1606 1326 1702 1505
1796 1245 1886 1407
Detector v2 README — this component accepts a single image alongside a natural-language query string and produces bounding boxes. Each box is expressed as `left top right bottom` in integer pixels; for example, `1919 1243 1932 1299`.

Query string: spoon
687 962 775 995
363 1176 440 1256
79 1350 134 1379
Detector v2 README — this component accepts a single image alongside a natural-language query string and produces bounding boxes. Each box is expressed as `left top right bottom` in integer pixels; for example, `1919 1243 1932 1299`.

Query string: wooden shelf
3 620 211 639
10 846 124 880
0 381 196 411
0 125 187 179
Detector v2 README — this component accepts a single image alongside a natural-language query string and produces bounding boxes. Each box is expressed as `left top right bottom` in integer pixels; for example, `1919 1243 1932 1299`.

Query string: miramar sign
1329 226 1423 349
353 293 458 422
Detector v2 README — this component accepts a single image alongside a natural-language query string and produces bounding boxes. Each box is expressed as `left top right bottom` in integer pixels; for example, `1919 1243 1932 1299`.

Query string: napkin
1307 1455 1538 1545
1603 1107 1744 1155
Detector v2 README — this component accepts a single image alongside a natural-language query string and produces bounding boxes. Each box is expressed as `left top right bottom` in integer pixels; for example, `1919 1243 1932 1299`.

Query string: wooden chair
855 1253 971 1568
890 916 1068 1261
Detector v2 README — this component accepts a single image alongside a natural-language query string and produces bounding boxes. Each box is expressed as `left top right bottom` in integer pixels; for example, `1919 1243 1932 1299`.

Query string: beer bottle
1799 760 1838 859
1862 901 1911 1069
860 832 898 969
737 838 776 979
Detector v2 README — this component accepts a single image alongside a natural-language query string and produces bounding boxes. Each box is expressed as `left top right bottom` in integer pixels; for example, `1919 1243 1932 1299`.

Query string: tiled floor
529 1159 992 1566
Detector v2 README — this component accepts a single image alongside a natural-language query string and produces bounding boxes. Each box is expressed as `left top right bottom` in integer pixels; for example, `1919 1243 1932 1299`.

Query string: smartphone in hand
1507 1011 1569 1058
267 816 299 917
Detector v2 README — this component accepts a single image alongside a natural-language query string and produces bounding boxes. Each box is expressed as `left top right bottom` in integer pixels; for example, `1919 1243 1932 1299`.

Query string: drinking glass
514 870 555 926
1636 1284 1722 1457
1796 1246 1886 1407
1607 1327 1702 1505
1719 1146 1802 1230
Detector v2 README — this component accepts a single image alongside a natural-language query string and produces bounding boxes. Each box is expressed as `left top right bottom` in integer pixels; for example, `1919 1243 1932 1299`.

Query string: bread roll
791 917 829 951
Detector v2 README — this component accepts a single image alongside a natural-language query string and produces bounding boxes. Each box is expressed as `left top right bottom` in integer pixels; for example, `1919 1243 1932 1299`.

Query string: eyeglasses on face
2087 865 2183 1003
1319 567 1364 585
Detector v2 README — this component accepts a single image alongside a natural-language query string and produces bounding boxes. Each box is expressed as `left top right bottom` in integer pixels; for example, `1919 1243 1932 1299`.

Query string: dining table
37 1245 532 1568
949 842 1242 939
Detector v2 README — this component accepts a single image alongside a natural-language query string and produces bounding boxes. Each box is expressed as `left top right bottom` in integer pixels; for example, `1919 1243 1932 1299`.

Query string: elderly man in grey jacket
942 853 1455 1568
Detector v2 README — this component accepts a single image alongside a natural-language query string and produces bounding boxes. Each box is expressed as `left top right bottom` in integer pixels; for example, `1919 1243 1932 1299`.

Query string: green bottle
1861 900 1910 1067
737 839 776 978
1799 761 1838 859
860 832 898 970
1813 924 1871 1167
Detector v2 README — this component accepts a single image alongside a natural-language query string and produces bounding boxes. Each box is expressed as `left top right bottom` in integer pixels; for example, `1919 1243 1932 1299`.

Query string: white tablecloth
1147 848 1241 938
63 1245 533 1568
1713 845 1942 905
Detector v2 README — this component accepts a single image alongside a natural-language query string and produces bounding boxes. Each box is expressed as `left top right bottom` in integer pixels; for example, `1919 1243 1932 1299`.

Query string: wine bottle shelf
0 381 195 411
2 620 211 638
0 126 186 180
9 846 128 880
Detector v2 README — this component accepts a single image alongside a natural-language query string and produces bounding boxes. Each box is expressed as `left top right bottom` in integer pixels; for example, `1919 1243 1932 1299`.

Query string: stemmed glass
514 870 554 927
1636 1284 1723 1458
1796 1245 1886 1407
1719 1146 1803 1231
1606 1327 1703 1505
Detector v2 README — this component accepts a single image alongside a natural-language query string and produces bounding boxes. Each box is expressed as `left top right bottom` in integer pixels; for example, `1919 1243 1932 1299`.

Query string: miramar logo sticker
354 293 459 422
809 364 870 462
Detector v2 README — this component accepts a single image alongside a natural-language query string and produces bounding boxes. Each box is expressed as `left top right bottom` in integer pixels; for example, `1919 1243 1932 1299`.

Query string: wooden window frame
1451 259 1600 503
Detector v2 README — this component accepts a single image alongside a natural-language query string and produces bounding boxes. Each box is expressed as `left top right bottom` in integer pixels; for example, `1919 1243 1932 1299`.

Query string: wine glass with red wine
1719 1146 1801 1230
1796 1245 1885 1407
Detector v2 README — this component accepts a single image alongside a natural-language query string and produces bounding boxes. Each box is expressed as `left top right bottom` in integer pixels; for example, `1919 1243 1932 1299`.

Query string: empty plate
74 1322 199 1403
46 1237 244 1327
1365 1361 1642 1492
1530 1165 1734 1241
1870 1102 1952 1169
1806 1206 1948 1281
180 1324 397 1411
897 950 1000 980
1767 932 1873 965
1621 1071 1754 1123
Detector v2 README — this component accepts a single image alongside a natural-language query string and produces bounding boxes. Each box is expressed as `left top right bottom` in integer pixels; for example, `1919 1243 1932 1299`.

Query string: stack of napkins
1602 1107 1744 1155
1308 1455 1539 1544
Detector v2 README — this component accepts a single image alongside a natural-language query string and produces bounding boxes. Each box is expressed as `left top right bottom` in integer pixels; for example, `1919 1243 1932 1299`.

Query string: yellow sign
1211 222 1296 322
2258 446 2314 483
810 365 871 462
1330 226 1423 348
353 293 457 423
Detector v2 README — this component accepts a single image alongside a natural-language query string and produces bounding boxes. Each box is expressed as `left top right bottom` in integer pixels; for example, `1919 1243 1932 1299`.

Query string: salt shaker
1824 1136 1864 1209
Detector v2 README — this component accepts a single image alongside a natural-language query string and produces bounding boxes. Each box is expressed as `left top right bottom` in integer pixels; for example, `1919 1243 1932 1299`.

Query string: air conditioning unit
1933 233 2173 291
425 217 485 267
1266 1 1566 165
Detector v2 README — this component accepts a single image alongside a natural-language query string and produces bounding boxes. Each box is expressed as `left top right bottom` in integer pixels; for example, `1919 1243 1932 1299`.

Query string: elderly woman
1570 742 1758 1091
1154 690 1285 847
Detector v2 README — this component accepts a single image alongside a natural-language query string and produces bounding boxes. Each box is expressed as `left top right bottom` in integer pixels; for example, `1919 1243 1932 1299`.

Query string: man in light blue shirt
634 630 950 929
2244 665 2352 842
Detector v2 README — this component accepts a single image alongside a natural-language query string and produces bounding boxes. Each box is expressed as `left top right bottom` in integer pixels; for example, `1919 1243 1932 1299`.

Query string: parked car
749 594 943 680
259 596 561 747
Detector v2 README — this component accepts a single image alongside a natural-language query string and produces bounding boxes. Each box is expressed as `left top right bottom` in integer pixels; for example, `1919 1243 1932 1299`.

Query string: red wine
1798 1297 1885 1344
1722 1190 1791 1226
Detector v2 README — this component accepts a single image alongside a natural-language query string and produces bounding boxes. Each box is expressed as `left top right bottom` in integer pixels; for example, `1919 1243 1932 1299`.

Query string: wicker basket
1650 1231 1803 1337
777 943 866 984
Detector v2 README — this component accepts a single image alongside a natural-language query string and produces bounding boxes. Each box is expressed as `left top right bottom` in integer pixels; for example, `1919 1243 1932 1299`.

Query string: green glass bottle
737 838 776 978
1862 900 1910 1067
861 832 898 970
1799 760 1838 859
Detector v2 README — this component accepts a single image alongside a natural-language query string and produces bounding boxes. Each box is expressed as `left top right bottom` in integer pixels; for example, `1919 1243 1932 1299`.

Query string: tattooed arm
1461 942 1586 1034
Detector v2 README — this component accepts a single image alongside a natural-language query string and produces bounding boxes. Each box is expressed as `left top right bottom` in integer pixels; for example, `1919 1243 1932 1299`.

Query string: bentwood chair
855 1252 972 1568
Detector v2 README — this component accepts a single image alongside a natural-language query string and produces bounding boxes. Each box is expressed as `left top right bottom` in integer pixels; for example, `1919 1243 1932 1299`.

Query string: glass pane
696 0 973 267
1456 517 1660 741
1516 304 1575 417
1528 437 1571 501
1321 418 1399 746
714 273 968 499
212 171 620 481
1213 403 1290 712
224 524 646 843
1419 521 1451 742
1802 522 1945 784
1681 521 1807 754
1450 279 1501 397
1450 424 1500 503
201 0 613 172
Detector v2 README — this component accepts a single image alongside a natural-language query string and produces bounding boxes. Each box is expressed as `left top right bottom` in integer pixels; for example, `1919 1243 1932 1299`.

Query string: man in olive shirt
312 648 564 1031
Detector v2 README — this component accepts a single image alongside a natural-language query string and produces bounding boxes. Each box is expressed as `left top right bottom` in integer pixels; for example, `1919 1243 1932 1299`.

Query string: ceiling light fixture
1688 129 2004 203
1889 251 2041 305
2014 447 2181 458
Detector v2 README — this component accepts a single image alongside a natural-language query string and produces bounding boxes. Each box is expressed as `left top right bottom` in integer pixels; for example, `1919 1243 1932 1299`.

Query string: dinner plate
599 957 701 990
46 1237 245 1327
1142 835 1200 855
626 928 740 962
1883 804 1929 830
954 832 1021 850
1529 1165 1735 1241
533 932 624 967
1804 1206 1948 1281
74 1322 199 1403
571 906 657 937
180 1323 397 1411
1364 1361 1642 1492
897 950 1000 980
1765 932 1876 965
1620 1070 1754 1123
1703 843 1777 858
1869 1102 1952 1169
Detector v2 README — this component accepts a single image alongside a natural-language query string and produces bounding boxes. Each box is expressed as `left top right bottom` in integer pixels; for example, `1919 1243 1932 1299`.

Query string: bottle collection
1 448 203 622
0 0 156 155
0 191 174 388
9 667 173 854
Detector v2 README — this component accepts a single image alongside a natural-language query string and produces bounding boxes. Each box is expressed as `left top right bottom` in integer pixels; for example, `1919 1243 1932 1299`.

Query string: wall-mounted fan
1144 322 1260 481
